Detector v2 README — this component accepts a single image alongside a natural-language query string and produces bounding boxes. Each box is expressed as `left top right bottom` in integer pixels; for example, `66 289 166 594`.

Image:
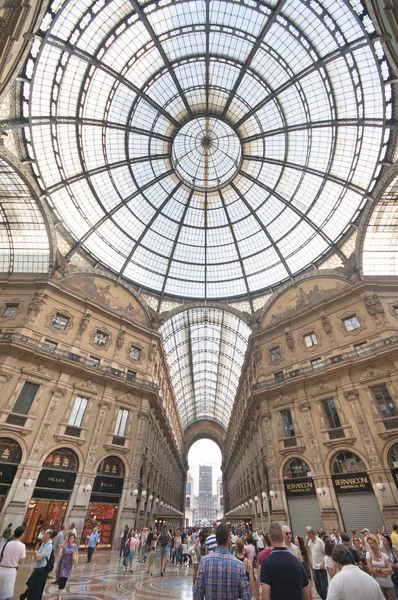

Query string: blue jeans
313 569 328 600
176 548 182 564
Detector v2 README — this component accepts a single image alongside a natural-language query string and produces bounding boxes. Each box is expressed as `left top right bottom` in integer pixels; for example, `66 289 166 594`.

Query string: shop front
283 458 322 537
0 438 22 514
388 443 398 490
24 448 78 546
86 456 124 547
331 451 384 533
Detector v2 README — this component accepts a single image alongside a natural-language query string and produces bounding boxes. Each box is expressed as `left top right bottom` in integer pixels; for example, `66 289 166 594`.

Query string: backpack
45 549 55 573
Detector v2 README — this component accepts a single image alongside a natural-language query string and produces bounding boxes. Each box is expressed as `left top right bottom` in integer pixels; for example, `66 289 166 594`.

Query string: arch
39 443 85 472
96 455 125 478
186 496 191 509
0 150 55 275
282 457 312 479
43 447 79 471
0 437 22 463
162 301 251 326
386 442 398 469
94 452 129 478
183 420 225 463
330 450 367 475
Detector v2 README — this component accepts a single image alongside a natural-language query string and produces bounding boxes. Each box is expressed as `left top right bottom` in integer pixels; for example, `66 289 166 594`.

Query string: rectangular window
322 398 342 429
354 342 368 356
280 409 295 438
311 357 324 371
274 371 284 383
304 332 318 348
371 384 398 419
42 339 57 354
114 408 128 437
2 304 19 317
68 396 88 427
94 331 108 346
51 313 69 330
10 381 39 415
129 346 141 361
270 347 281 362
87 356 100 368
344 315 361 332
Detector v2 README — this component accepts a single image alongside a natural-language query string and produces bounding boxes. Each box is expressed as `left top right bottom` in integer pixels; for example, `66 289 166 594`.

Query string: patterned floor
14 551 195 600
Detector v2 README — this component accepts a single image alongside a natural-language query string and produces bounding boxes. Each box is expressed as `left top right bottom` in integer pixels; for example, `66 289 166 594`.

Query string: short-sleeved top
244 544 255 564
129 537 138 550
33 541 52 569
366 551 394 588
205 534 217 553
261 547 308 600
0 539 26 568
257 547 272 567
308 536 325 569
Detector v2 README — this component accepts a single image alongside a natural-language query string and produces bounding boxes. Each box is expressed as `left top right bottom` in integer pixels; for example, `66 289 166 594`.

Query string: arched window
0 438 22 464
97 456 124 478
331 451 366 474
283 457 311 479
43 448 78 471
220 496 223 507
186 482 191 495
388 443 398 468
186 497 191 509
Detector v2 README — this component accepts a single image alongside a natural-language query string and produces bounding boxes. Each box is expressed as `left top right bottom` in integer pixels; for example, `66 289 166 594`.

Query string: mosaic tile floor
14 551 195 600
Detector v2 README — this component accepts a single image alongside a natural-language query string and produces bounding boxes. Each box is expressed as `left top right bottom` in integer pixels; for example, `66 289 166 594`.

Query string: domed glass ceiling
22 0 391 300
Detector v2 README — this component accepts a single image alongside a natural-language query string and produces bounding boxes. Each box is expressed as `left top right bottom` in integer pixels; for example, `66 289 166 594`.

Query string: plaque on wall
36 469 77 491
92 475 123 496
391 468 398 490
284 477 316 497
332 472 373 494
0 463 18 486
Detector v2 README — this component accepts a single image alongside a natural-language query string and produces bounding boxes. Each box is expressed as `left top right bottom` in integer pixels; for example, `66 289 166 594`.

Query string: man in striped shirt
204 525 218 554
193 523 251 600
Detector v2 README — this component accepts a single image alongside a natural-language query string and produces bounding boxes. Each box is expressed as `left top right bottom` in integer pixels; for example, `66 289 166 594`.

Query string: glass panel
344 316 361 332
12 382 40 415
371 384 397 419
52 314 69 330
332 451 366 474
321 398 342 429
283 458 311 479
114 409 128 437
68 396 88 427
280 409 295 438
2 304 19 317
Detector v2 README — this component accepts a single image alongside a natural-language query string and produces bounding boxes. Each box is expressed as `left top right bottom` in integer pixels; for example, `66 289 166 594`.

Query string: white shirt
0 539 26 568
308 536 325 569
327 565 384 600
285 542 301 559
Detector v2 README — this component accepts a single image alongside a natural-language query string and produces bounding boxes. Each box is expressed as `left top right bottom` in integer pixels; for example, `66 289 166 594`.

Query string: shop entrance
0 437 22 515
24 448 78 546
283 458 323 538
86 456 124 547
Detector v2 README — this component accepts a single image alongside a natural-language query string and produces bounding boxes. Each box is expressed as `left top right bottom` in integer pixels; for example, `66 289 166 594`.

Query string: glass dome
23 0 390 300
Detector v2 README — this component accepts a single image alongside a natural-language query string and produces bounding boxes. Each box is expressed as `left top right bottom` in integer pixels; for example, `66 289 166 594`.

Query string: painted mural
60 274 148 325
262 277 350 328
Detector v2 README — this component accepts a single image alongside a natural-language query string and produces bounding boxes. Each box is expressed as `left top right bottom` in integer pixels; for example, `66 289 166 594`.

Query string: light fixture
245 501 249 507
261 491 267 499
249 498 253 504
149 494 153 501
316 487 324 496
83 483 92 494
132 489 139 497
269 490 277 499
160 501 164 507
254 496 259 502
24 478 33 489
141 490 147 497
155 497 159 503
376 482 385 491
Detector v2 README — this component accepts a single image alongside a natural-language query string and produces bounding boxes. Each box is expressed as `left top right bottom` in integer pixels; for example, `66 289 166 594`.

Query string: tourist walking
126 531 137 573
193 523 251 600
296 535 313 600
86 527 99 563
192 529 206 587
20 528 53 600
0 525 26 600
119 525 129 558
57 533 77 599
51 526 65 584
366 534 395 600
0 525 12 551
147 547 156 575
260 522 309 600
327 545 384 600
158 526 169 577
307 527 328 600
282 525 300 559
235 538 259 600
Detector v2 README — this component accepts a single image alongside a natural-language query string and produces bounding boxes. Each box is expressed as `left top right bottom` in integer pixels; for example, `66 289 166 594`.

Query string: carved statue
116 329 126 350
285 331 294 350
321 315 332 335
149 343 158 362
363 294 385 318
27 293 48 318
78 313 91 337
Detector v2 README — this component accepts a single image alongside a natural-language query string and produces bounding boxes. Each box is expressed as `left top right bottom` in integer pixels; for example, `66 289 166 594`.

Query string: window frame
371 384 398 419
269 346 281 362
68 395 88 428
303 332 318 348
94 330 109 347
1 303 19 317
51 313 70 331
114 408 129 437
280 408 295 438
321 398 343 430
343 315 361 332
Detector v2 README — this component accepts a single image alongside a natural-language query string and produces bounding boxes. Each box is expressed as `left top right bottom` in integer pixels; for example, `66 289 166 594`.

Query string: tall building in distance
198 465 216 524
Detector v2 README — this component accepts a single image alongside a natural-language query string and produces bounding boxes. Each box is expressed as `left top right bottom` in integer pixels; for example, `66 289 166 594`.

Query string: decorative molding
85 400 110 472
285 331 294 350
299 403 323 474
116 392 138 408
323 435 356 449
73 380 99 396
21 364 52 382
130 414 149 479
27 293 48 319
346 394 381 467
299 328 322 353
310 381 337 399
28 387 67 466
358 366 390 384
126 341 144 365
0 299 23 320
89 327 112 351
321 315 333 336
116 330 126 350
362 294 385 322
261 414 277 480
77 313 91 338
337 311 365 336
45 308 74 335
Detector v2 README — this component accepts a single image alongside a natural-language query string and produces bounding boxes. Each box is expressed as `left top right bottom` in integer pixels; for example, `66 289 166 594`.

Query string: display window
85 502 118 546
0 437 22 511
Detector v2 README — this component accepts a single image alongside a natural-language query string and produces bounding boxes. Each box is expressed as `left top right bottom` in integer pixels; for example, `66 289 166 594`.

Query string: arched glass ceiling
362 174 398 276
22 0 392 300
160 308 251 430
0 159 50 273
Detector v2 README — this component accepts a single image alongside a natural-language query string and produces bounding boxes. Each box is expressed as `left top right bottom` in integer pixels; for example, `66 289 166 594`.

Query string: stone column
130 409 150 528
260 411 286 522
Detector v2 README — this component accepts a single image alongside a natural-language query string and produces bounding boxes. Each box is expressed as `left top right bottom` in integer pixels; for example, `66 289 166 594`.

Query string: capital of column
343 389 359 400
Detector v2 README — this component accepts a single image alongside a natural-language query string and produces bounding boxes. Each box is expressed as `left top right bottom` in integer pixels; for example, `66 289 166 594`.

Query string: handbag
188 544 196 556
72 546 79 567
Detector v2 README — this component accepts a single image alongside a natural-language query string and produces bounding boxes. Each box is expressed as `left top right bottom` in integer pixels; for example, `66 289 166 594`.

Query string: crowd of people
2 518 398 600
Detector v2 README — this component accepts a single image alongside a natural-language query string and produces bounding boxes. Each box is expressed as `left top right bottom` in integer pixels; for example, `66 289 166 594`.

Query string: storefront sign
92 475 123 495
332 472 373 494
0 463 18 486
391 469 398 490
36 469 76 491
284 477 316 497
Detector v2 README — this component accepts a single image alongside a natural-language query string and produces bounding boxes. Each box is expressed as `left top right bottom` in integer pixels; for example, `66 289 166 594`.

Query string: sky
187 439 222 495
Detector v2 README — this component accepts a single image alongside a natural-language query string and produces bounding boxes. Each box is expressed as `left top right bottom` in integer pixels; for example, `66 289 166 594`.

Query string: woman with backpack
158 526 170 576
57 533 78 600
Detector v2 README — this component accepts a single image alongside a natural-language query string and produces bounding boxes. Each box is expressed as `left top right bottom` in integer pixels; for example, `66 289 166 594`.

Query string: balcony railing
0 332 158 391
252 335 398 392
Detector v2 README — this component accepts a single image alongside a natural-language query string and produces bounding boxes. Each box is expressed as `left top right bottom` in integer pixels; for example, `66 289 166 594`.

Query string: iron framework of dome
20 0 392 301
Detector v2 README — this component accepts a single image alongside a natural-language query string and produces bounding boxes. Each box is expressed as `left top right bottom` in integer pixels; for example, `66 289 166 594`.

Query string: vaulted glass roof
160 307 251 430
21 0 392 300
